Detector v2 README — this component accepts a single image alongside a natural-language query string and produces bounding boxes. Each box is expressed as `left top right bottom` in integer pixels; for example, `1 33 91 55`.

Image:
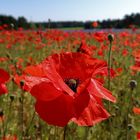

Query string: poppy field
0 26 140 140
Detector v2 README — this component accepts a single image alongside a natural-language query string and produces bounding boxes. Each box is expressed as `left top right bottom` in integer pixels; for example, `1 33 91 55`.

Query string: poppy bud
10 95 15 102
20 80 25 88
19 97 22 103
6 52 11 59
129 80 137 90
10 23 14 28
0 108 4 117
128 124 133 130
108 34 114 43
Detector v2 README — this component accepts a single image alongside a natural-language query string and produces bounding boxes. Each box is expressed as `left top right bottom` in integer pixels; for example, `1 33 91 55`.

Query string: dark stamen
65 78 79 92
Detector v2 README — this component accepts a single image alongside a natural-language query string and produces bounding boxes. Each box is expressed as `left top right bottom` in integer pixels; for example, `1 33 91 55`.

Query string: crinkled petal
87 79 116 102
48 53 93 81
42 57 75 97
14 74 49 91
72 96 110 126
24 65 46 77
74 90 90 118
92 66 116 78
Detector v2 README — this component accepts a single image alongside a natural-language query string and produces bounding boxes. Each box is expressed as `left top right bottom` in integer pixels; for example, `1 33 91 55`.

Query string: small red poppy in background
77 41 92 56
15 52 116 127
0 68 10 96
129 24 137 32
92 21 98 28
130 55 140 72
133 107 140 115
2 135 17 140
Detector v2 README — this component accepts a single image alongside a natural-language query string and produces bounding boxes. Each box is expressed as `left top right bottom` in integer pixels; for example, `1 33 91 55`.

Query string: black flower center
64 78 80 92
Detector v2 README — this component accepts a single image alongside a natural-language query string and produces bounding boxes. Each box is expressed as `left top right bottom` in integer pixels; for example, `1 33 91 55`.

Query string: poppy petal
31 82 63 101
92 66 116 78
24 65 46 77
87 79 116 102
0 68 10 83
14 74 50 91
42 58 75 97
72 96 110 126
35 95 74 127
0 83 8 95
74 90 90 118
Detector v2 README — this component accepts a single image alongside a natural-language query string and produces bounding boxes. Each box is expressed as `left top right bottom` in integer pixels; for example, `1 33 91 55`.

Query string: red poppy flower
2 135 17 140
15 52 116 127
92 22 98 28
0 68 10 95
77 41 92 56
133 107 140 115
130 50 140 72
130 57 140 71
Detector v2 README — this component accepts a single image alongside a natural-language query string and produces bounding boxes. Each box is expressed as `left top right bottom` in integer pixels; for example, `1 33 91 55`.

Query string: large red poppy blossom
15 52 116 127
0 68 10 95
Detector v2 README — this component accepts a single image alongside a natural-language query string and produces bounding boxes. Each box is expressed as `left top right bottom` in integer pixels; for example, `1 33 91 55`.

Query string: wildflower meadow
0 25 140 140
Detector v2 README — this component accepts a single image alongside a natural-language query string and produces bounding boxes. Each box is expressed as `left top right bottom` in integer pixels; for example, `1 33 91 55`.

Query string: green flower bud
10 95 15 102
0 108 4 117
20 80 25 88
108 34 114 42
129 80 137 90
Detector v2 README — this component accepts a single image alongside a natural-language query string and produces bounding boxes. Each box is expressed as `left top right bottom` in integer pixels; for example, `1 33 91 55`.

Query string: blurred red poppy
0 68 10 95
92 22 98 28
2 135 17 140
77 41 92 56
133 107 140 115
130 50 140 71
137 132 140 140
15 52 116 127
130 56 140 72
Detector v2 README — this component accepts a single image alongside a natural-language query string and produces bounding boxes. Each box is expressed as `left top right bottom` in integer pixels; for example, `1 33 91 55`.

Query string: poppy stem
19 90 24 139
63 125 67 140
108 40 112 110
126 80 137 140
36 118 42 139
107 34 114 139
107 37 113 109
126 89 133 140
108 44 111 79
1 117 5 137
107 34 114 90
24 111 36 137
3 97 13 136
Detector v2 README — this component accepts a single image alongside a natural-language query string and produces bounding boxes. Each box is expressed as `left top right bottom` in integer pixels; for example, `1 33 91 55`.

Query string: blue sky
0 0 140 22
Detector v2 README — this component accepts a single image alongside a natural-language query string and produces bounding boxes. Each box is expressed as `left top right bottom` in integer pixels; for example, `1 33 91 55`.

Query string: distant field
55 27 83 30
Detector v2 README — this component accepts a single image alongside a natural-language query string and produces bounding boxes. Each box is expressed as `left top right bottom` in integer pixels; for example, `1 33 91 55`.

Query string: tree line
0 13 140 30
